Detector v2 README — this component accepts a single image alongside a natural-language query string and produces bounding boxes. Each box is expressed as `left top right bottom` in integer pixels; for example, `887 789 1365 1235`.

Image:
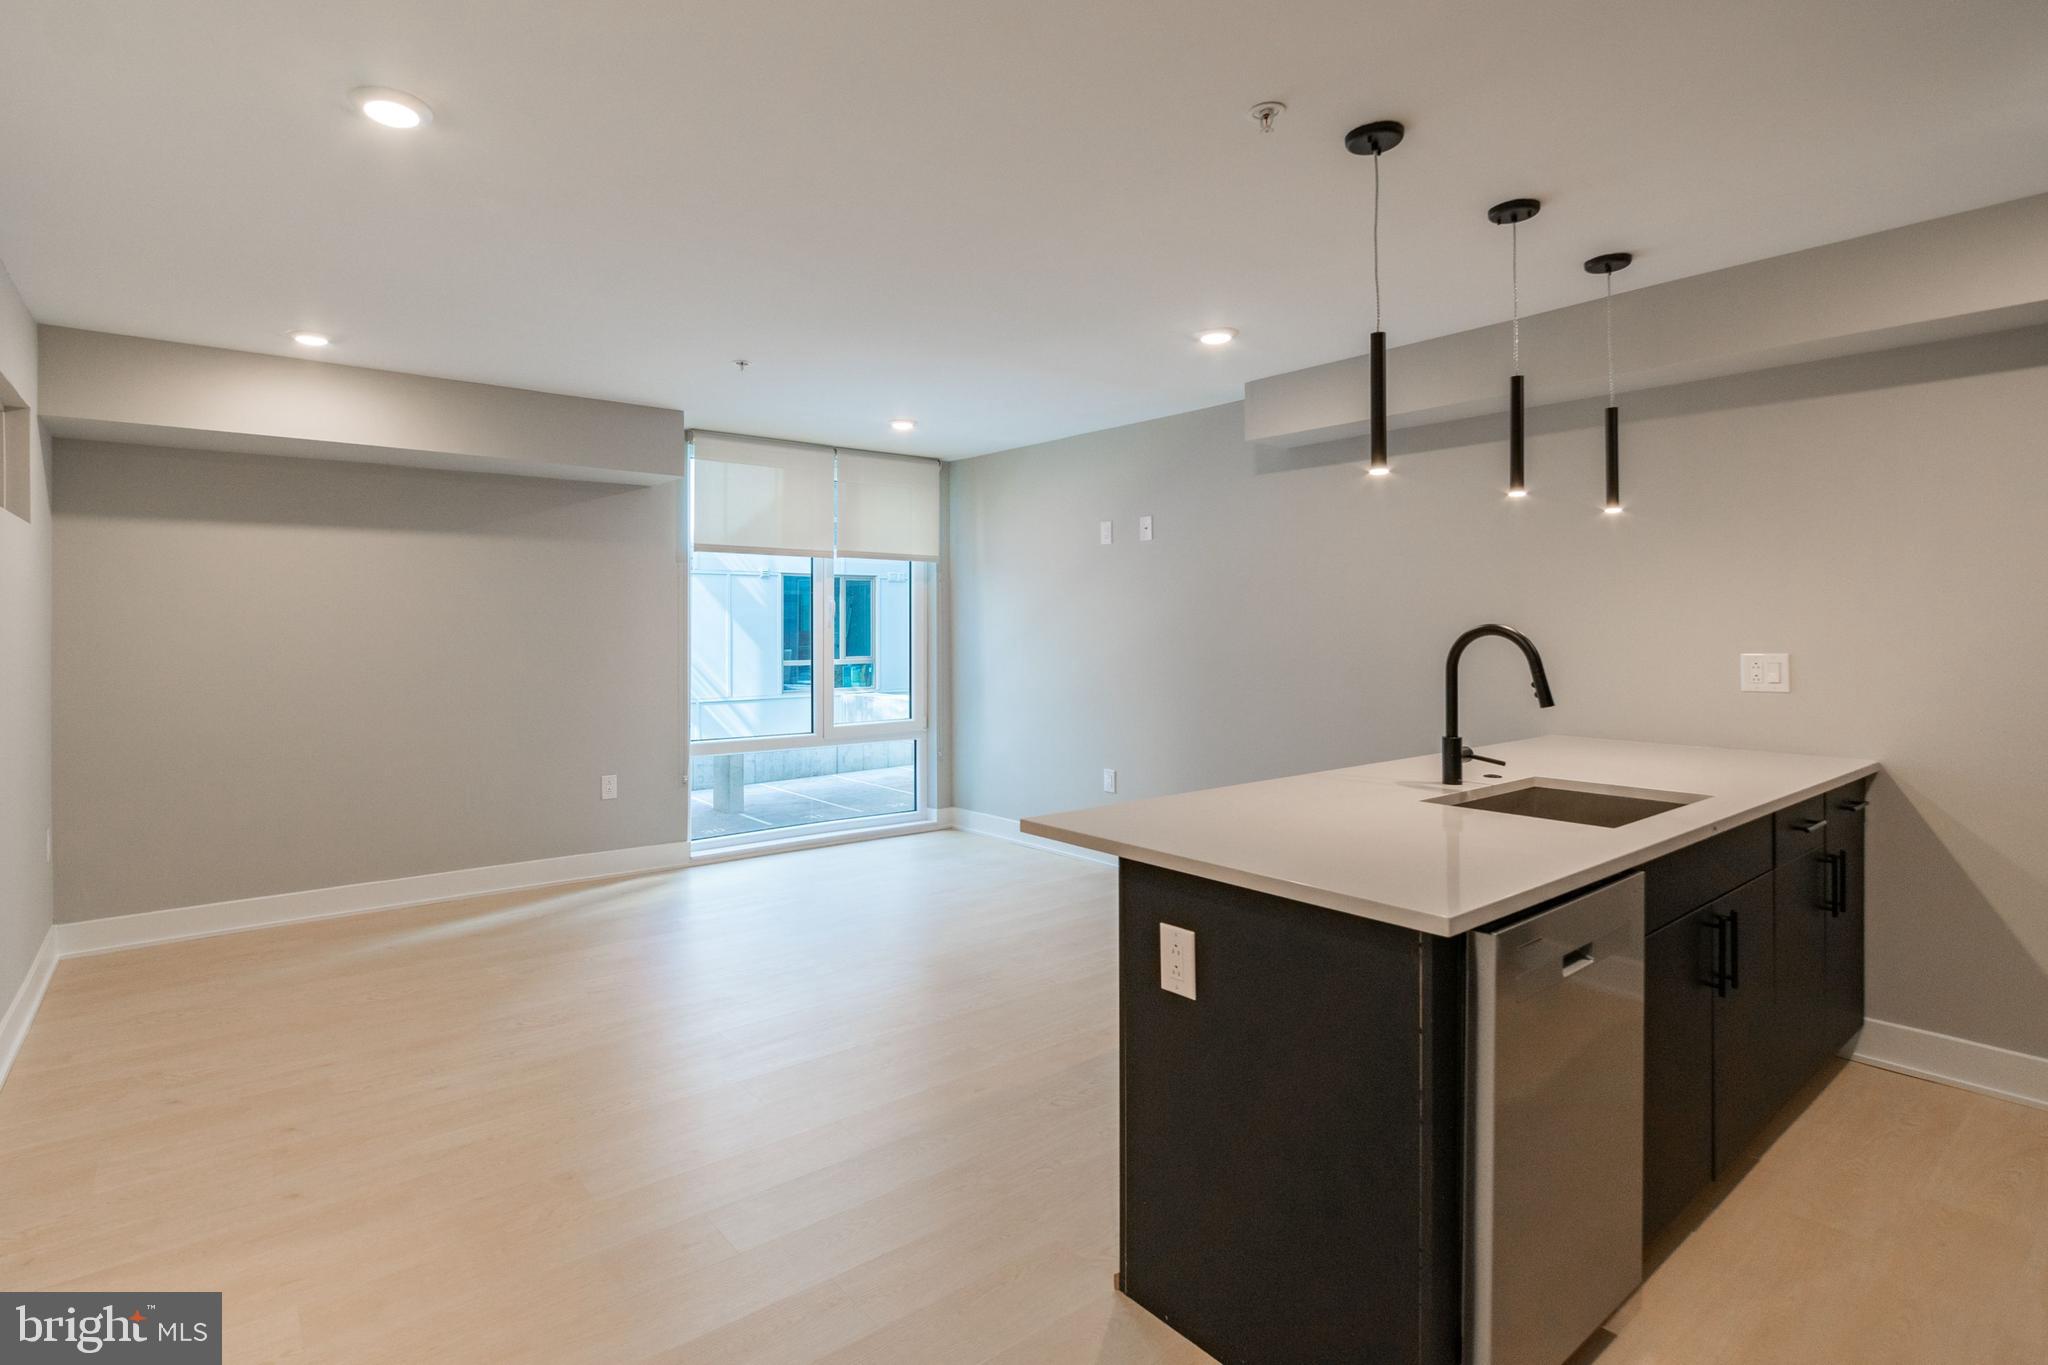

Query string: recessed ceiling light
890 419 917 433
351 87 432 130
291 331 332 348
1197 328 1238 346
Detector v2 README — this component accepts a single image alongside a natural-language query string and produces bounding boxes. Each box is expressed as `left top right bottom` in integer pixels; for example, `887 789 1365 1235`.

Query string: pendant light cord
1372 151 1383 332
1510 222 1521 374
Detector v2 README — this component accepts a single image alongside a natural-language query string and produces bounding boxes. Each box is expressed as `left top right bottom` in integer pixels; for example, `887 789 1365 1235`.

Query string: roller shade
835 450 942 561
689 431 836 557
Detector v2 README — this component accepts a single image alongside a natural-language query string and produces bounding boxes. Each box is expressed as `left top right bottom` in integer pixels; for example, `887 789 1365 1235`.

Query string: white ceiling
1 0 2044 458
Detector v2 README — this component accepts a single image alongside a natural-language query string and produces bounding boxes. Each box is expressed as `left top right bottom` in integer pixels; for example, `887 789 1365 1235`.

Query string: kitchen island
1023 735 1878 1365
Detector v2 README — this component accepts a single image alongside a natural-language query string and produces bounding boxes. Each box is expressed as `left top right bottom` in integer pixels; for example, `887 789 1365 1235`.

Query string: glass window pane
689 551 814 741
840 578 874 659
690 741 917 841
832 559 912 726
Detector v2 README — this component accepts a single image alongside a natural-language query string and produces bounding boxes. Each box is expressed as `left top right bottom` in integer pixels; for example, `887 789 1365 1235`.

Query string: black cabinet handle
1830 851 1850 917
1703 915 1731 998
1791 818 1828 834
1820 851 1840 915
1839 799 1871 813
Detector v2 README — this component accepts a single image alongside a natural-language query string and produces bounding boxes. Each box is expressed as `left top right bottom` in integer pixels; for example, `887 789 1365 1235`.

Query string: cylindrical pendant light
1584 251 1634 514
1347 120 1405 477
1489 198 1541 498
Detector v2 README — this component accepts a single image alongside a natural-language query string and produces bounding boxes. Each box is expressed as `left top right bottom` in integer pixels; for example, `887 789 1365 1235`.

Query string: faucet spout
1443 624 1555 784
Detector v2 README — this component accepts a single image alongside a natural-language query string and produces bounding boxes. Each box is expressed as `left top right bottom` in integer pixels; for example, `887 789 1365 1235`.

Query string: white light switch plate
1739 653 1790 692
601 774 619 799
1138 514 1154 542
1102 767 1117 794
1159 923 1196 1000
1099 520 1113 545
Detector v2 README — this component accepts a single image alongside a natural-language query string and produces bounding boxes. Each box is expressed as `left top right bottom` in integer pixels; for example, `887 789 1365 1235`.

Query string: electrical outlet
1159 923 1196 1000
1103 768 1117 794
1099 519 1113 545
600 774 619 800
1739 653 1790 693
1138 514 1154 542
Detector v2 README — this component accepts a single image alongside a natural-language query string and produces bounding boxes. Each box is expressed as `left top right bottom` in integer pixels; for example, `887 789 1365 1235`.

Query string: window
689 552 814 741
773 574 887 693
835 575 874 689
832 560 911 725
690 741 917 840
686 435 936 850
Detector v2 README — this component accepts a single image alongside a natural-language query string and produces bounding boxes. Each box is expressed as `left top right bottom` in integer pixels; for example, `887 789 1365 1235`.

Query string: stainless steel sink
1427 778 1705 828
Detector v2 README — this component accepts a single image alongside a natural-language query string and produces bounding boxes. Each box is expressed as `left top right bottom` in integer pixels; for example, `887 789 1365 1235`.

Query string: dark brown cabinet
1707 873 1781 1173
1117 861 1465 1365
1111 780 1874 1362
1640 781 1871 1246
1775 782 1871 1073
1773 848 1836 1097
1642 901 1717 1240
1643 871 1776 1240
1823 786 1869 1050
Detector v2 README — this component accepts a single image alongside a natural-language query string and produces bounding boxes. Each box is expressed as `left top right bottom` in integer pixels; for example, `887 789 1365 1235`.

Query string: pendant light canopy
1585 251 1634 514
1347 120 1405 477
1488 198 1541 498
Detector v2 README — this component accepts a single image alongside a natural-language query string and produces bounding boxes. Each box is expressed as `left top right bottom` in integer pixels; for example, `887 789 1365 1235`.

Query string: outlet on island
1159 923 1196 1000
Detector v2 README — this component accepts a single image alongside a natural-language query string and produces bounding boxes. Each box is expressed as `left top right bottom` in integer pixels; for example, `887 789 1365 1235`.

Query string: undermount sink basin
1427 777 1706 828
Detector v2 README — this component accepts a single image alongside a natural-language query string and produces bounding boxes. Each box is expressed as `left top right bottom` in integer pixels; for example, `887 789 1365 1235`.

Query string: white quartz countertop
1020 736 1878 936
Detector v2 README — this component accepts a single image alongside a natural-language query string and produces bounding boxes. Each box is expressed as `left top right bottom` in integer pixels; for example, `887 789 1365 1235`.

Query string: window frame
686 555 934 854
689 558 929 759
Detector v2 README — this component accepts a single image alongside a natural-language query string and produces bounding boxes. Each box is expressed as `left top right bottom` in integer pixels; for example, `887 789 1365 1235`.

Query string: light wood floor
2 832 2043 1364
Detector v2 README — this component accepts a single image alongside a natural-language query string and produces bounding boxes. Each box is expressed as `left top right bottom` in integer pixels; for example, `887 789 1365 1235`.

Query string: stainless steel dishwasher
1468 872 1645 1365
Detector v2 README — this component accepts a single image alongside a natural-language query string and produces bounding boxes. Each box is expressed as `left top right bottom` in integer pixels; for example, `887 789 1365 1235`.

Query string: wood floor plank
3 831 2043 1363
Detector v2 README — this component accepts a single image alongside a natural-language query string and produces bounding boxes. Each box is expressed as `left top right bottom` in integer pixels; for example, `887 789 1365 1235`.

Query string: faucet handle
1461 747 1506 768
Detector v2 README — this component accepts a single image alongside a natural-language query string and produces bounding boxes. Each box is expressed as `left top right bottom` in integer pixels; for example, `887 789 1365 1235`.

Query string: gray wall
39 327 689 483
0 259 53 1009
53 442 688 921
949 327 2048 1062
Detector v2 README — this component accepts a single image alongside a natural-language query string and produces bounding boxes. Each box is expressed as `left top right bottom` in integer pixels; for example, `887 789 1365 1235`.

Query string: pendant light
1488 198 1541 498
1584 252 1634 513
1346 120 1405 476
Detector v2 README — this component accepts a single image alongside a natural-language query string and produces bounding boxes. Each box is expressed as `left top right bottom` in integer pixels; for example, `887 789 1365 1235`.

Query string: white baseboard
0 926 59 1095
943 807 1117 867
1851 1018 2048 1112
54 840 694 959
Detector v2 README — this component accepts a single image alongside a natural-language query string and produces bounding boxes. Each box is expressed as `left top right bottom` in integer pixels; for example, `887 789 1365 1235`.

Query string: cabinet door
1710 874 1779 1175
1643 904 1718 1244
1825 785 1869 1052
1772 850 1835 1101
